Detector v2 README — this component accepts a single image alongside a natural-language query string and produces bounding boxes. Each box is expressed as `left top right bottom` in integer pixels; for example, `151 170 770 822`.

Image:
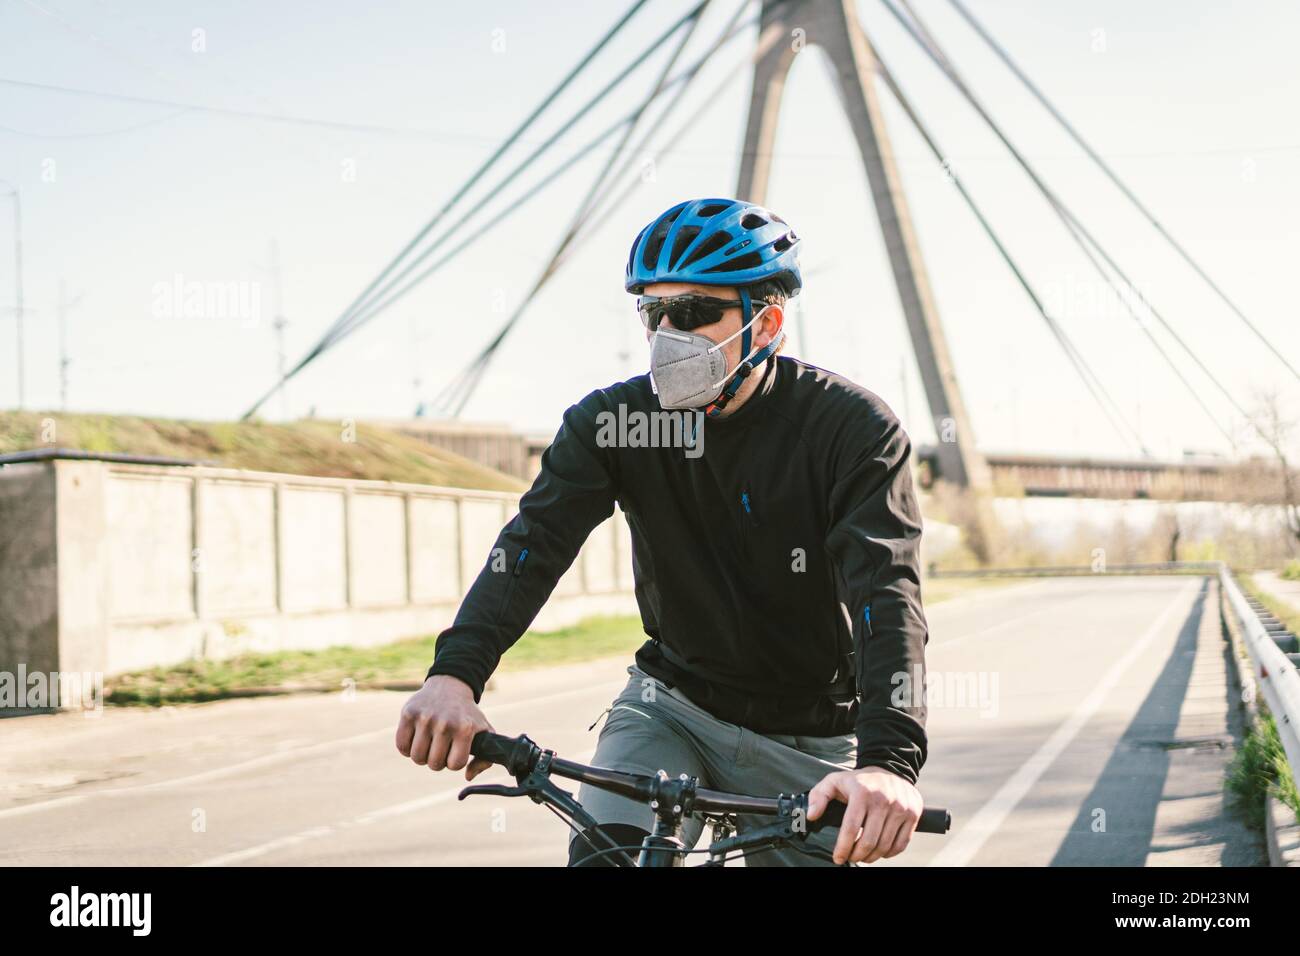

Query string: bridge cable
239 0 655 419
944 0 1299 385
881 0 1254 437
870 41 1148 455
438 0 774 417
313 0 713 356
432 0 719 416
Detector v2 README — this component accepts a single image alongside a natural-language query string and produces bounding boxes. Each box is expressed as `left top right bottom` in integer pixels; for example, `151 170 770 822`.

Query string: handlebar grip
470 730 524 768
918 808 951 834
814 801 950 834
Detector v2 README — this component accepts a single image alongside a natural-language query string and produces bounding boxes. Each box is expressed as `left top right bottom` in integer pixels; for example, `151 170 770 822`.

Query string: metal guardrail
1218 564 1300 779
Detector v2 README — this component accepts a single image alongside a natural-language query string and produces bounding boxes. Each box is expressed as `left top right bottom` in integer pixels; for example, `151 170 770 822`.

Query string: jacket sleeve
824 414 929 783
425 392 618 700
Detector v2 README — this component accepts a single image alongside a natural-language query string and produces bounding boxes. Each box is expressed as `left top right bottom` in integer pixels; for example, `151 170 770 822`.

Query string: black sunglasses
636 293 747 332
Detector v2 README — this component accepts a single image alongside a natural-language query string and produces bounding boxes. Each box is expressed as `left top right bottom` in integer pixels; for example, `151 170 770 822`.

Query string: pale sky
1 0 1297 462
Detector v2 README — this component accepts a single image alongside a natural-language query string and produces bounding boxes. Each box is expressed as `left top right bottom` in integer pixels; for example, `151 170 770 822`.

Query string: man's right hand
395 674 494 779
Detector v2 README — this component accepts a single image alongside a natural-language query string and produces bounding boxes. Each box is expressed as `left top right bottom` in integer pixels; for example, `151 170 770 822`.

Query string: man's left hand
806 767 923 865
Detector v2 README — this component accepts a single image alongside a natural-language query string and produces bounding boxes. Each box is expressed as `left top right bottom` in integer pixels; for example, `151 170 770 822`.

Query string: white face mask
648 306 778 410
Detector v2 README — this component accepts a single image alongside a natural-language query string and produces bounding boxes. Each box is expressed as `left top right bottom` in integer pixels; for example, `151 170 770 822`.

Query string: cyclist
396 198 930 866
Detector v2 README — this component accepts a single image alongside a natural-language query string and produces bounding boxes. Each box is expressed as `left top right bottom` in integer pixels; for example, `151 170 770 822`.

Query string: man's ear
758 303 784 346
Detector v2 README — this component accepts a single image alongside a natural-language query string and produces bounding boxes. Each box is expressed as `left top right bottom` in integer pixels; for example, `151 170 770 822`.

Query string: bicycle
460 731 951 867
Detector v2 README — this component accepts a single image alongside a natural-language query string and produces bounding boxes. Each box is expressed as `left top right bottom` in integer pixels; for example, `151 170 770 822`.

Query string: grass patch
0 411 525 491
1281 559 1300 582
105 615 646 706
1240 573 1300 635
1226 713 1300 830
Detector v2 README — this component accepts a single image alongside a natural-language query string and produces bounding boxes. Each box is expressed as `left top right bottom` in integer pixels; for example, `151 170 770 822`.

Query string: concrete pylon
736 0 992 498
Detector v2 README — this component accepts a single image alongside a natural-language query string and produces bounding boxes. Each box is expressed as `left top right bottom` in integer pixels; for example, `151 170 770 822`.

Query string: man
395 198 929 866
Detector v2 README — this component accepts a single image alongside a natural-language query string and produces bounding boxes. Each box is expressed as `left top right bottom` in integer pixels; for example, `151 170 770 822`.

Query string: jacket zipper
739 486 762 558
498 546 529 619
740 488 761 526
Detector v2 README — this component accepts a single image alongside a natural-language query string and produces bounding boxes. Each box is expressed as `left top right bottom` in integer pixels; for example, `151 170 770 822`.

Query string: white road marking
0 682 615 821
193 749 598 867
931 592 1092 652
928 578 1199 867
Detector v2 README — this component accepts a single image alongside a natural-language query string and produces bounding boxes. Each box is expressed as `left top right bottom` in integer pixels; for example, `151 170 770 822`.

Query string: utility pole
57 279 85 411
269 239 289 420
410 314 425 417
1 181 24 409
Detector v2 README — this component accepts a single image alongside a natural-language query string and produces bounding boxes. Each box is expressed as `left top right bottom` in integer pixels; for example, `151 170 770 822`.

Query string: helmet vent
697 202 731 217
680 230 732 267
772 233 795 253
642 212 680 270
704 252 763 274
740 213 767 229
669 225 701 269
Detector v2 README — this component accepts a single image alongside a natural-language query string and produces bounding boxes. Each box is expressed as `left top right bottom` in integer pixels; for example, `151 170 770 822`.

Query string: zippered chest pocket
736 485 830 584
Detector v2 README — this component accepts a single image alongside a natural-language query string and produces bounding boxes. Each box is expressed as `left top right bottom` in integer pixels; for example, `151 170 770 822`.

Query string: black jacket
427 356 929 782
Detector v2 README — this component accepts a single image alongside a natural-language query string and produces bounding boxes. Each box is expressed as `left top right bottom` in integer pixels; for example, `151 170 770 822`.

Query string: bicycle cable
541 802 640 868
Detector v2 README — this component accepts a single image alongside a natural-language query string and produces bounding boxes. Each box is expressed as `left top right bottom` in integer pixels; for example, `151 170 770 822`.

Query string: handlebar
811 796 951 835
470 730 950 835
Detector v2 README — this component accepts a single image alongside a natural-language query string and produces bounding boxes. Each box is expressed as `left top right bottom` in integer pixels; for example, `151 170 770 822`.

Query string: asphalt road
0 575 1263 866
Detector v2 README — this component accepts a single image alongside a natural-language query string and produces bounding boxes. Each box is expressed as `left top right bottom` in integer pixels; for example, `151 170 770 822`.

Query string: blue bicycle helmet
625 198 802 297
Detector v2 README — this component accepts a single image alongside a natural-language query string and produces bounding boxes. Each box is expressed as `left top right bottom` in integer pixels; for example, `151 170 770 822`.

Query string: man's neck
714 356 772 419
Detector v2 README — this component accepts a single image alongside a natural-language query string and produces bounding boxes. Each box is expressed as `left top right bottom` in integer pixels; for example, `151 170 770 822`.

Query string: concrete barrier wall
0 459 637 679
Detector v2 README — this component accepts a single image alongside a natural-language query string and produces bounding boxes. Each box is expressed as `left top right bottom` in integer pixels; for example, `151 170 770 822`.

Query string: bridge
379 419 1288 505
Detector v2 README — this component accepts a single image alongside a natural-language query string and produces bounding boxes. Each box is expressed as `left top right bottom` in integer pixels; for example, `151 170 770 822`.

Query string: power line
944 0 1299 384
0 75 563 141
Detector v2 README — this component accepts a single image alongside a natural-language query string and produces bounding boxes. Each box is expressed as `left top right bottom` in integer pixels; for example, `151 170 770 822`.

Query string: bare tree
1242 390 1300 551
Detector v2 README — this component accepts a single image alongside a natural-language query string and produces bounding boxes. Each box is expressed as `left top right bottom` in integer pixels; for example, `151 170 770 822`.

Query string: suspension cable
240 0 656 418
881 0 1254 437
944 0 1298 383
871 42 1148 454
438 0 783 417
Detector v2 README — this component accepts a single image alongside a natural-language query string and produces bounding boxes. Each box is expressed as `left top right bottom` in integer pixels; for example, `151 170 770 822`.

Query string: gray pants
572 665 858 866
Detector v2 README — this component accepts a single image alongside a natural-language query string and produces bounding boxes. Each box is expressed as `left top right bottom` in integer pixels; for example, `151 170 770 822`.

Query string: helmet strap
704 288 781 418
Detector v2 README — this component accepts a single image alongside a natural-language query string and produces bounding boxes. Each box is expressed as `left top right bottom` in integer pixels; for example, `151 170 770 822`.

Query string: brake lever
458 783 529 801
457 751 603 834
